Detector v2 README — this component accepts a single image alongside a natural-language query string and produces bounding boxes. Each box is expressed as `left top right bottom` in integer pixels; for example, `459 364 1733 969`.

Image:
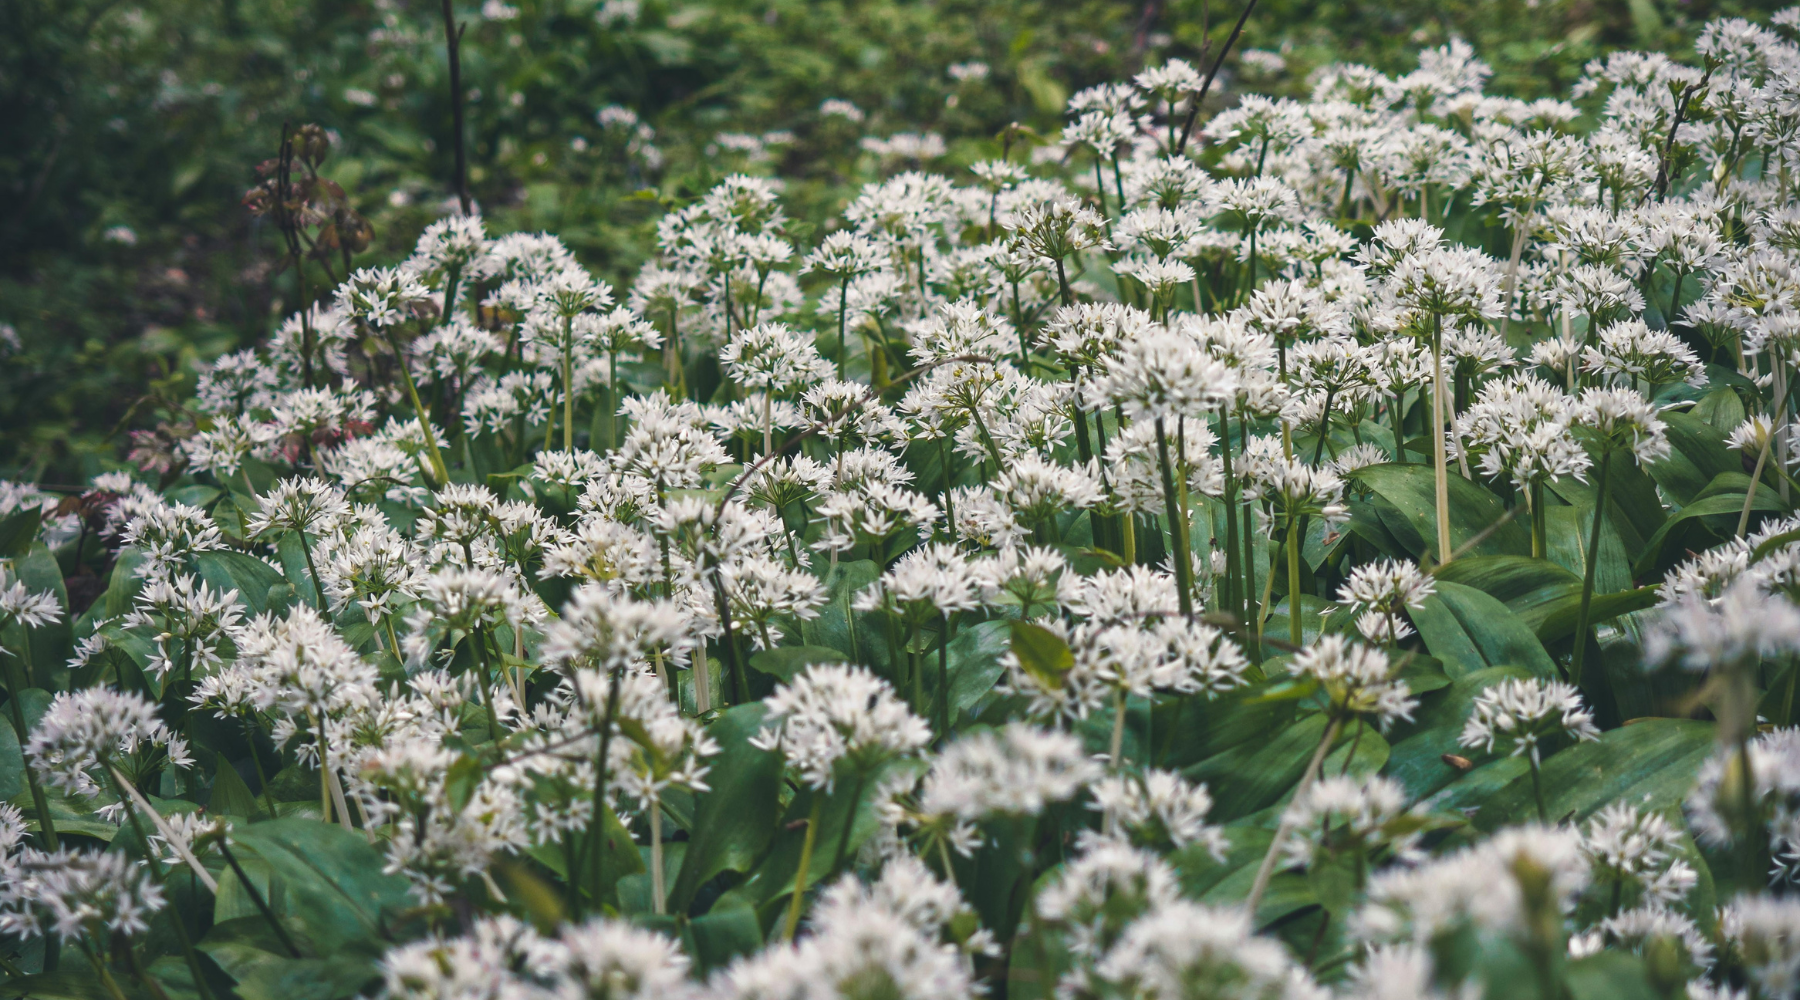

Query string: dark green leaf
1633 492 1787 578
1433 580 1558 678
195 550 289 616
668 704 781 913
1351 463 1531 561
747 645 847 683
228 819 415 957
1524 586 1662 644
1007 620 1072 691
0 508 42 559
1473 719 1716 831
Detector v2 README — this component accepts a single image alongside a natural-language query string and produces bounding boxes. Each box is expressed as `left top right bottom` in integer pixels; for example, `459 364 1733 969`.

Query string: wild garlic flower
1574 386 1671 464
1280 774 1423 868
1578 802 1697 907
886 722 1099 856
1330 558 1435 644
120 572 245 680
1718 896 1800 1000
336 266 430 328
26 687 192 799
542 584 692 672
0 847 167 944
1037 840 1180 961
0 569 61 630
1007 198 1112 264
1354 825 1590 944
1458 677 1599 766
1088 768 1226 857
1089 900 1323 1000
245 476 351 539
1686 728 1800 857
1581 318 1707 388
1287 635 1417 730
1643 578 1800 673
752 663 931 790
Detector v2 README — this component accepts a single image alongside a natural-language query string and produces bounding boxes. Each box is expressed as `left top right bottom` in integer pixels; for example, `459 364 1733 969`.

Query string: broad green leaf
945 619 1011 720
1383 666 1533 801
1473 719 1716 831
805 560 888 671
1633 491 1786 578
1564 950 1660 1000
0 971 148 1000
228 819 415 957
102 547 149 619
1547 455 1665 554
689 900 764 973
1187 713 1347 822
1433 555 1578 607
747 645 847 683
0 508 42 558
1162 676 1297 770
1545 504 1631 597
1008 620 1072 690
1351 463 1531 562
1524 586 1661 644
208 752 264 819
1646 411 1737 507
1433 580 1558 678
1408 594 1486 679
195 550 288 616
667 704 781 913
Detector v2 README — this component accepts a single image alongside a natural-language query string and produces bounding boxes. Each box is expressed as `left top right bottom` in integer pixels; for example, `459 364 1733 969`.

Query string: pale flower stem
1498 224 1527 341
783 794 824 941
1110 686 1127 769
1529 756 1548 824
1568 449 1613 690
1777 361 1791 504
107 765 219 892
1431 319 1453 566
323 751 356 835
1245 715 1342 918
383 329 450 485
1739 435 1772 537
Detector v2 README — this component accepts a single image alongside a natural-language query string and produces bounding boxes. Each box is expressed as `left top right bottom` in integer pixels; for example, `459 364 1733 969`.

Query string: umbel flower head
752 663 931 790
26 687 192 799
1458 677 1599 766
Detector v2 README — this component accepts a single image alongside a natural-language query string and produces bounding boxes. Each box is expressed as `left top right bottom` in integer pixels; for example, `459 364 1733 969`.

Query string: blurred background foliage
0 0 1778 483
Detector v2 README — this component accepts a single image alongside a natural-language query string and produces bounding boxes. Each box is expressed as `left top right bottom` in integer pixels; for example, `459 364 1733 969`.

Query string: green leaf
945 619 1011 720
0 971 149 1000
1632 492 1787 579
688 899 764 973
667 704 781 913
1645 411 1737 506
1432 580 1559 678
1007 620 1072 690
194 550 289 616
1408 594 1487 680
0 507 42 559
1564 950 1661 1000
1188 713 1345 822
227 819 415 957
1383 666 1533 801
747 645 847 683
1433 555 1579 607
1523 586 1662 644
1351 463 1531 561
208 752 264 819
1473 719 1716 831
102 547 149 619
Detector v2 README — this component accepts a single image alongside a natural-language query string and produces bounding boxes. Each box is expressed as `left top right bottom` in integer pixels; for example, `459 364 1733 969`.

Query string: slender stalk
1430 315 1453 565
219 841 302 958
1245 716 1343 918
581 663 623 919
3 655 59 852
783 794 824 941
1739 434 1772 537
440 0 470 215
1109 687 1128 767
105 767 219 1000
836 273 850 380
81 941 131 1000
1529 756 1548 824
937 612 953 738
830 773 867 874
1568 449 1614 689
382 329 450 485
1154 419 1195 618
561 317 577 452
296 529 326 610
